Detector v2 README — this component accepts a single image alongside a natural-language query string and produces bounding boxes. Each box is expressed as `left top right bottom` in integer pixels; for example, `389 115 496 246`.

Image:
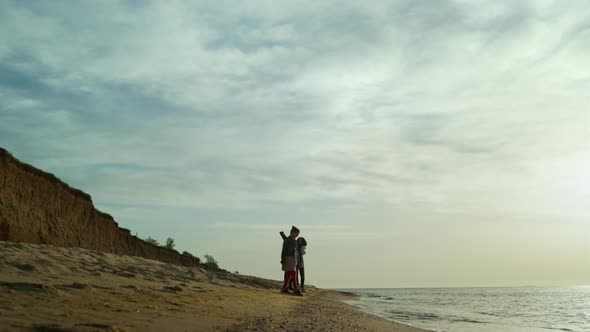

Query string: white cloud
2 0 588 212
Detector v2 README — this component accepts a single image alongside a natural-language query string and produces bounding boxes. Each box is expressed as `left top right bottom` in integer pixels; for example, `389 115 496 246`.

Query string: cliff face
0 147 198 267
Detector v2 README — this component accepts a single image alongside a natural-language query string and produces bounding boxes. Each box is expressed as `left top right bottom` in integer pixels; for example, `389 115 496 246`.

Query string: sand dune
0 241 425 331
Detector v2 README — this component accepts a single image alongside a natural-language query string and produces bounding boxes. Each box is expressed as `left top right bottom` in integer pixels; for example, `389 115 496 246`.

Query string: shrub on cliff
165 237 176 250
202 254 219 270
145 237 160 246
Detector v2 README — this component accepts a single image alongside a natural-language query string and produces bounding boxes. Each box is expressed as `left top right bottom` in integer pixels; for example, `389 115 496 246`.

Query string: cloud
0 0 588 216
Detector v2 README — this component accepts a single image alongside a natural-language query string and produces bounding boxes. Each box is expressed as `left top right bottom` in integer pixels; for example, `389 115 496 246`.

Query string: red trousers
282 270 298 289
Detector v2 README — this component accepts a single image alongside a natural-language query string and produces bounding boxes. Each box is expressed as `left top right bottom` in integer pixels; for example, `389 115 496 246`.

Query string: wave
452 318 487 324
477 311 506 317
365 293 394 300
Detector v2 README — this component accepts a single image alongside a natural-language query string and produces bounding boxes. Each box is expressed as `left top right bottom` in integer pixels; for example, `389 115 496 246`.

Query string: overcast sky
1 0 588 288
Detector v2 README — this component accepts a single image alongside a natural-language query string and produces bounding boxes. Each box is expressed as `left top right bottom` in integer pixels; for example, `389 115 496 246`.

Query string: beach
0 241 426 332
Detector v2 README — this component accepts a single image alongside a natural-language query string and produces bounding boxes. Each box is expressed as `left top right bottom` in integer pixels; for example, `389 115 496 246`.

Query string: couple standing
280 226 307 296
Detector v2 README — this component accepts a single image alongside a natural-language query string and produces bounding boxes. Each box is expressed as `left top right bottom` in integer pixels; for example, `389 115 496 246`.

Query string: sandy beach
0 241 426 332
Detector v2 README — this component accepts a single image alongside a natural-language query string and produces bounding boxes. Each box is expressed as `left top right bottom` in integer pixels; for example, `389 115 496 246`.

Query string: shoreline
0 241 427 331
338 293 435 332
229 289 428 332
336 290 435 332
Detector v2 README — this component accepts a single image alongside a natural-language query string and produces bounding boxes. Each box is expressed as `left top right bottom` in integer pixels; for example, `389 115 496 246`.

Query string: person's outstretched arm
279 231 287 240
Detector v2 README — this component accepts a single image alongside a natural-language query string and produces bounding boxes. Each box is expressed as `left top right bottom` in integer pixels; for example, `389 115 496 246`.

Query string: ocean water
340 287 590 332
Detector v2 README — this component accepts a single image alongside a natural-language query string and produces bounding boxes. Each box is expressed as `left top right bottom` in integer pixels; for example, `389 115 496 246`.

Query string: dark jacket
282 236 298 262
280 232 303 268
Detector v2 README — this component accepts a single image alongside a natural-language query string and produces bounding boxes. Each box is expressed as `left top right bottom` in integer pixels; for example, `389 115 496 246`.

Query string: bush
165 237 176 250
202 254 219 270
145 237 160 246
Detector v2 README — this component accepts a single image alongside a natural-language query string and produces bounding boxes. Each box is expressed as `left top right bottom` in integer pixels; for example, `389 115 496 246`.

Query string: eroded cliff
0 147 198 266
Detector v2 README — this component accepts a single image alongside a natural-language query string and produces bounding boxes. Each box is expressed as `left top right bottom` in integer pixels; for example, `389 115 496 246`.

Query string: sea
339 287 589 332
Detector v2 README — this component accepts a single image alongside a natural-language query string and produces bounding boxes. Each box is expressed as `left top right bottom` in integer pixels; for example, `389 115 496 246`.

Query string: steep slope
0 147 198 266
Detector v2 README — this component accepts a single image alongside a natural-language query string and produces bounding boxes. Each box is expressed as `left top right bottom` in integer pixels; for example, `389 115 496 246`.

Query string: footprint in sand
113 271 137 278
161 285 183 293
0 282 52 292
57 282 90 290
8 262 36 272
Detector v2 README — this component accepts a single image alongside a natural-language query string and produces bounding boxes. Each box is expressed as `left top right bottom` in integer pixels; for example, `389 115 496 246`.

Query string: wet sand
0 241 427 331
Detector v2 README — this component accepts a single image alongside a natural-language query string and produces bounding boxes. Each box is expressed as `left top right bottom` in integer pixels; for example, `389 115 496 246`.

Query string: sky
0 0 588 288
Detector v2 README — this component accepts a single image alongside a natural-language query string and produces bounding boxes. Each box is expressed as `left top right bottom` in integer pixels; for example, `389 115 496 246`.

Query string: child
296 237 307 292
280 226 302 296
